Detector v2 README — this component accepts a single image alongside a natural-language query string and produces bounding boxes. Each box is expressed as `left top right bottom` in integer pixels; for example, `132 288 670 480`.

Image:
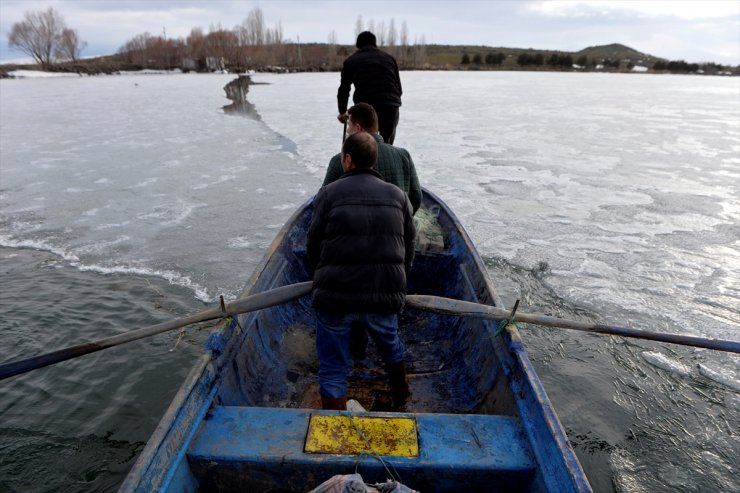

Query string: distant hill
574 43 662 64
419 42 735 74
423 42 665 69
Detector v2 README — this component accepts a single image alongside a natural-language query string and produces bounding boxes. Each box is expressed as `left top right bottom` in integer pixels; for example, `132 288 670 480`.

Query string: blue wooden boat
120 188 592 492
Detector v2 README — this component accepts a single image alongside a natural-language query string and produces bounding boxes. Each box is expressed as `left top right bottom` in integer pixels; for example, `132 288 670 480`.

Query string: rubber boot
386 362 410 409
321 396 347 410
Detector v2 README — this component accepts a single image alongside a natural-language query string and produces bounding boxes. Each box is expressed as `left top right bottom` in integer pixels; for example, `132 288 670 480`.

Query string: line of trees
7 7 86 67
461 52 506 65
4 6 427 72
116 10 428 72
118 8 288 71
462 51 735 75
352 15 426 68
515 53 577 68
654 60 735 74
463 52 622 71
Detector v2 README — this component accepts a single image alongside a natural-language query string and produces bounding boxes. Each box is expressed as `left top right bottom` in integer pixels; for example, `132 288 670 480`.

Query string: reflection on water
222 75 260 118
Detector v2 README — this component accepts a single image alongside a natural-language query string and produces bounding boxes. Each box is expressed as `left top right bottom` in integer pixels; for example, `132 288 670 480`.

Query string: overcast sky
1 1 738 65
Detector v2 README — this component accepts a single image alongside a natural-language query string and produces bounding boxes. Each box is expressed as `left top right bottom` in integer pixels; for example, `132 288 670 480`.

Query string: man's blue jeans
315 309 405 399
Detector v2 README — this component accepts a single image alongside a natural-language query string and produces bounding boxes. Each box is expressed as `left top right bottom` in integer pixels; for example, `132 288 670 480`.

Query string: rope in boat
347 415 403 484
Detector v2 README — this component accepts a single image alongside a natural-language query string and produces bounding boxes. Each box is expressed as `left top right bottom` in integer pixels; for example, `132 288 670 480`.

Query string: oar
0 281 313 381
406 295 740 354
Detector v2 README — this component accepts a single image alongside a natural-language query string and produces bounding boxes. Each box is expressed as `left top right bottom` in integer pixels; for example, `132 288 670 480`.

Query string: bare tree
415 35 427 67
376 21 385 46
387 19 397 48
327 31 337 50
55 28 86 62
8 7 73 67
187 27 206 59
243 8 265 45
265 22 283 45
354 16 364 37
399 21 409 66
263 21 283 65
119 32 153 67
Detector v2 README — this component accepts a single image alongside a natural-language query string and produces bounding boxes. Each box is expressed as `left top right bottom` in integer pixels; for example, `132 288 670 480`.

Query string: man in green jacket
322 103 421 214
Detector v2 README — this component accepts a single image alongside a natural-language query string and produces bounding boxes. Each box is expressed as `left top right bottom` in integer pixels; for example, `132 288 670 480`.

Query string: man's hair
356 31 377 48
342 132 377 169
348 103 379 133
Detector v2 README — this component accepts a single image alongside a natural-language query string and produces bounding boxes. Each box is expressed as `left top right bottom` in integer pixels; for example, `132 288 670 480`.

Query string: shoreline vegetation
3 6 737 78
2 41 737 78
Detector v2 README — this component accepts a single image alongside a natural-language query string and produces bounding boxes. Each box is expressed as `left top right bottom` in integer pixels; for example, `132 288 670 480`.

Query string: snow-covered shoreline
4 68 187 79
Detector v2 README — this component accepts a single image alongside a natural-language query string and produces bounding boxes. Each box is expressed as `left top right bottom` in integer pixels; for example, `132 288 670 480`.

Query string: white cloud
1 0 738 64
531 0 739 19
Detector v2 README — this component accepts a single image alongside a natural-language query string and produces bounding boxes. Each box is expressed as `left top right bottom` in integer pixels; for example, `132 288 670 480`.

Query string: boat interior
213 202 519 416
130 195 586 492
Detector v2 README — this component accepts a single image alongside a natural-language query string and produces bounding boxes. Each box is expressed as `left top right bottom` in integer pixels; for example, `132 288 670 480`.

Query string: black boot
321 396 347 410
386 362 410 410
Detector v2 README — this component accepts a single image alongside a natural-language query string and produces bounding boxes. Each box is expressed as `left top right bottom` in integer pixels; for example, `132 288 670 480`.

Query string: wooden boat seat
187 405 536 492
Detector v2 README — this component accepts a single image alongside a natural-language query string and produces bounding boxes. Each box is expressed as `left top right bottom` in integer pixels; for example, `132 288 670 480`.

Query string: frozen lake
1 70 738 492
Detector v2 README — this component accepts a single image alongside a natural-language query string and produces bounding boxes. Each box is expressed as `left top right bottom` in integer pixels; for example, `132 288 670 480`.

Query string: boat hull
120 189 591 492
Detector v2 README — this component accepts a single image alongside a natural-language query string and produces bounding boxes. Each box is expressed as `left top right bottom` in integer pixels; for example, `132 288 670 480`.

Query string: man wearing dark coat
308 132 415 410
337 31 403 145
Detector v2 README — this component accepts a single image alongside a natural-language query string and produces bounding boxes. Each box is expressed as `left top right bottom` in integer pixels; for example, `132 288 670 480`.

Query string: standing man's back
337 31 402 145
308 132 415 410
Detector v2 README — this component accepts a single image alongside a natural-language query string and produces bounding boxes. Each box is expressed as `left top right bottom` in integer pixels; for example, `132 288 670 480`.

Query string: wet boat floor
282 310 466 414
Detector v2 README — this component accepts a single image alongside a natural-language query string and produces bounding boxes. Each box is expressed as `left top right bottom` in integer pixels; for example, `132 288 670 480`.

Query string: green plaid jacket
322 133 422 213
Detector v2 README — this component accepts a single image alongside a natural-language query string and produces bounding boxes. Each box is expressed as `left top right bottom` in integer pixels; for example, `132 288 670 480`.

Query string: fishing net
414 205 445 252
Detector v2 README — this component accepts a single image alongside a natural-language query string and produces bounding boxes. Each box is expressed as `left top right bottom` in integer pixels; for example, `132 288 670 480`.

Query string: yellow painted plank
304 414 419 457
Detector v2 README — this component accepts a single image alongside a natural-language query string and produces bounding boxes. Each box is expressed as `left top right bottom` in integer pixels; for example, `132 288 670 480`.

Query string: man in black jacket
337 31 402 144
308 132 415 410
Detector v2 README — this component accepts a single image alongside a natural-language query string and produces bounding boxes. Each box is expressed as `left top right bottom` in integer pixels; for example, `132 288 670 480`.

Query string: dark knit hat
356 31 377 48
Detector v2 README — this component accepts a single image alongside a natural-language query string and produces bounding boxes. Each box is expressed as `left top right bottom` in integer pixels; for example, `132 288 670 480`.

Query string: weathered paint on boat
119 189 592 492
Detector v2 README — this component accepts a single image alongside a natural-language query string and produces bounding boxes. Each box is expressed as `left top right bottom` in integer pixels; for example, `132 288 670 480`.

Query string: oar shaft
0 308 222 380
0 281 313 381
405 295 740 354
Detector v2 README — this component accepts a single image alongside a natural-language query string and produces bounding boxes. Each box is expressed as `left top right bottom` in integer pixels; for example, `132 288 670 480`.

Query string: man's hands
337 112 349 123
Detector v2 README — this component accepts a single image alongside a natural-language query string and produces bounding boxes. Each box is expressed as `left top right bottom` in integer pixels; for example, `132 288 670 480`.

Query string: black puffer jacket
308 168 415 313
337 47 402 114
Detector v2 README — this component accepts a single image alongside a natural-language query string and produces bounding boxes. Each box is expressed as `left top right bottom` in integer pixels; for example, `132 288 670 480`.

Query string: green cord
495 299 520 337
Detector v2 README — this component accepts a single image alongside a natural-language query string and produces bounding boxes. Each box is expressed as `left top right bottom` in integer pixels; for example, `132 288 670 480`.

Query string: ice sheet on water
75 262 213 302
640 351 692 377
136 200 203 227
227 236 252 249
609 449 649 493
7 70 80 78
697 363 740 392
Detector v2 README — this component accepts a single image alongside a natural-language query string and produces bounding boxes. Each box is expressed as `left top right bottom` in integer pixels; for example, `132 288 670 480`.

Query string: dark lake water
1 71 738 492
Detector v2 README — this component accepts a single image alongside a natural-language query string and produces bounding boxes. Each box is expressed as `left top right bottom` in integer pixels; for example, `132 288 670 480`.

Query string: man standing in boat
324 103 421 214
324 102 421 363
308 132 415 411
337 31 402 145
